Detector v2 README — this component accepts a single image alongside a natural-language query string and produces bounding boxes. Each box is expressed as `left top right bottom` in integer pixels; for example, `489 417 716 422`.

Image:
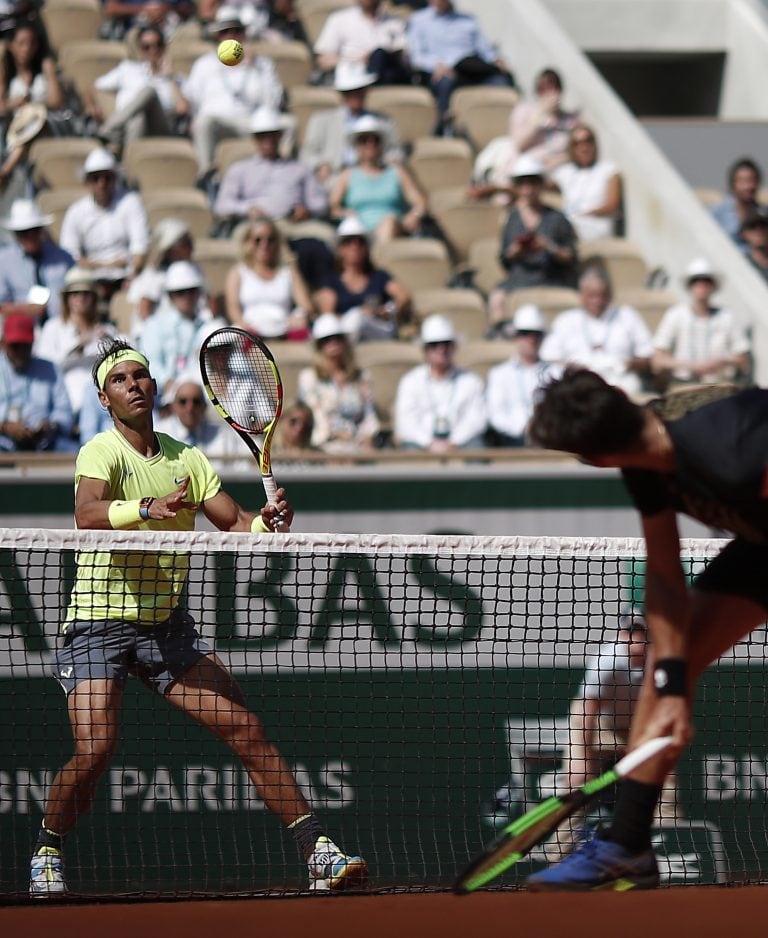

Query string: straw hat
1 199 54 231
6 102 47 150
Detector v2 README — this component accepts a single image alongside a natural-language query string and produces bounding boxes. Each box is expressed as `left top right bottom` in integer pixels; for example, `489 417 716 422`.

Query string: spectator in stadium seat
551 124 622 243
313 0 410 86
525 368 768 892
224 217 313 341
182 6 283 183
28 336 367 898
394 313 486 451
407 0 515 135
263 0 309 45
329 115 427 243
99 0 194 42
34 266 119 438
214 107 328 228
540 266 653 398
139 260 222 397
0 312 75 451
485 304 558 447
298 313 381 453
274 400 316 454
300 61 402 189
0 199 74 321
59 148 151 302
0 22 67 139
85 26 189 158
488 154 578 326
710 157 768 249
651 258 751 390
740 212 768 284
314 216 411 341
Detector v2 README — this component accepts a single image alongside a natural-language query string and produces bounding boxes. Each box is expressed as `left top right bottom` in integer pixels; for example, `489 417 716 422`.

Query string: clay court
2 888 767 938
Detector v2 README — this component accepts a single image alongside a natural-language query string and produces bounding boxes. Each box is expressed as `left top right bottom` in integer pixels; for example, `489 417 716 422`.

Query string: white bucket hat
79 147 119 179
420 314 456 345
250 106 287 135
312 312 349 343
348 114 387 142
334 61 377 92
510 153 546 180
62 266 97 293
154 218 192 255
513 303 546 333
336 216 369 241
684 257 719 288
209 4 244 31
2 199 53 231
165 260 203 292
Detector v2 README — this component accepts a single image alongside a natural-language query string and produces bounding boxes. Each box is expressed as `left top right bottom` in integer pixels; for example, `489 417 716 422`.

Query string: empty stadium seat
615 286 678 333
455 339 514 377
42 0 102 52
355 340 422 434
581 238 650 291
367 86 438 144
143 189 214 238
36 188 83 241
411 287 488 340
409 137 474 196
467 237 504 295
450 86 519 150
124 138 199 191
289 86 341 147
502 287 581 325
30 138 101 190
58 40 128 97
252 40 312 89
372 237 452 292
431 201 505 263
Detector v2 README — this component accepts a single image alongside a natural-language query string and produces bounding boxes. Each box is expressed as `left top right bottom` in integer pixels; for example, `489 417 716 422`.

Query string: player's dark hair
728 156 762 189
91 337 138 386
528 367 646 457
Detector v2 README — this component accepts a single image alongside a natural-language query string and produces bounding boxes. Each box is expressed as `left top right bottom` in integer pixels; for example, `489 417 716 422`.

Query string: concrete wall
472 0 768 385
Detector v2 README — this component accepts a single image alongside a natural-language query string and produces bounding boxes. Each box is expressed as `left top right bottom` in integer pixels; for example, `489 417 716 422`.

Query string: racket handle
261 473 289 533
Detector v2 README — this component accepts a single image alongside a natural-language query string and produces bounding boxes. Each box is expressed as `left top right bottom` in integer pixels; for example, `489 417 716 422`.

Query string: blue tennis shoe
526 836 659 892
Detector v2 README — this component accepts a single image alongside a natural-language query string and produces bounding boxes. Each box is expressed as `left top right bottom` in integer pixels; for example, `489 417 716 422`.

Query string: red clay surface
2 888 767 938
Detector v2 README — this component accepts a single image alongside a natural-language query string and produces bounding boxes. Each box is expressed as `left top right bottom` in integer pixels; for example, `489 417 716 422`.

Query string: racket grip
261 473 289 533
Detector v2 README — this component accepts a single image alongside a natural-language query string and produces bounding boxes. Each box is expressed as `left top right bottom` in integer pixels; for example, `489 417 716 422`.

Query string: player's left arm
202 487 294 533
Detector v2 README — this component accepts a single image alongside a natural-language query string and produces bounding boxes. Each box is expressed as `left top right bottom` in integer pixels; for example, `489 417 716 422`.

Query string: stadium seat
36 188 83 241
427 185 470 216
143 189 214 239
694 187 724 208
288 86 340 147
355 340 422 434
58 40 128 97
30 138 101 190
431 201 505 263
372 237 452 293
581 238 650 291
41 0 102 52
167 39 213 77
455 338 513 378
467 236 504 295
213 138 254 177
268 340 314 404
503 286 581 325
409 137 474 196
411 287 488 340
194 237 239 298
123 138 199 191
299 0 355 46
109 289 134 334
450 86 520 150
366 86 438 144
615 286 678 333
252 40 312 89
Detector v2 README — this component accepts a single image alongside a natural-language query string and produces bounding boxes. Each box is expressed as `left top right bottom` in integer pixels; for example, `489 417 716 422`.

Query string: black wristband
653 658 687 696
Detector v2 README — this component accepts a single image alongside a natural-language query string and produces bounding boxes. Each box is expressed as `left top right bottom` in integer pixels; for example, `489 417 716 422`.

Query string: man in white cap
139 260 223 396
314 0 410 85
651 259 751 389
59 148 150 299
0 199 74 321
300 62 402 188
394 313 486 450
486 304 558 447
182 6 283 181
213 106 327 225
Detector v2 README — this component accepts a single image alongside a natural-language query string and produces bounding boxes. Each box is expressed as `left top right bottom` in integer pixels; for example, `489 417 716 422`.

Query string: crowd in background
0 0 759 460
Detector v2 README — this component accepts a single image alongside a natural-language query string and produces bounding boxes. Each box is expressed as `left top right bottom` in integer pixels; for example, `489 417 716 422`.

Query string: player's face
99 361 156 420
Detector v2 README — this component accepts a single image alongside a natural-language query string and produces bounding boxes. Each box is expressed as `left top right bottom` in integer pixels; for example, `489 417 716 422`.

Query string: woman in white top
652 258 751 388
224 218 313 340
552 124 622 243
35 266 118 427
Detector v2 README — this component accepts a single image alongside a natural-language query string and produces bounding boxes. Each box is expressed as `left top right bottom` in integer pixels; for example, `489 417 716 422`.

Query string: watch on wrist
139 497 155 521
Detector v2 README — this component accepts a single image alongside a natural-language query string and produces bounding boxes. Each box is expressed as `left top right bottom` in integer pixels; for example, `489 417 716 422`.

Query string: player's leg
142 614 368 890
30 678 124 896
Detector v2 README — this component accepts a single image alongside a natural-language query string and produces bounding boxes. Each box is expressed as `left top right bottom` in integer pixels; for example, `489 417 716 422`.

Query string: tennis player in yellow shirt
30 337 368 897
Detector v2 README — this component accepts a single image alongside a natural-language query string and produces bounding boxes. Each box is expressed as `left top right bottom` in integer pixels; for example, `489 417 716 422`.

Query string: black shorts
694 538 768 610
53 608 212 696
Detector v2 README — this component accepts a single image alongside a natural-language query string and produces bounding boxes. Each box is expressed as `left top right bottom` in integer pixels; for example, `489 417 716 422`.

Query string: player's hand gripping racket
453 734 673 894
199 327 288 531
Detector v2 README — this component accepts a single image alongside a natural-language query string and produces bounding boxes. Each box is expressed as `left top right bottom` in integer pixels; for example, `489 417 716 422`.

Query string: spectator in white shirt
651 258 751 389
540 266 653 398
182 5 283 180
59 148 150 300
313 0 409 85
86 26 189 157
486 304 559 447
394 313 486 450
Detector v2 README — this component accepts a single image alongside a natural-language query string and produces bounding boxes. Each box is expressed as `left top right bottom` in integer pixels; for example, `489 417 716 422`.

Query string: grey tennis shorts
53 608 213 696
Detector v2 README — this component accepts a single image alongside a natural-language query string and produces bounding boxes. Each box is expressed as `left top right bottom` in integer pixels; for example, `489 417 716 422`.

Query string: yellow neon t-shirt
66 428 221 626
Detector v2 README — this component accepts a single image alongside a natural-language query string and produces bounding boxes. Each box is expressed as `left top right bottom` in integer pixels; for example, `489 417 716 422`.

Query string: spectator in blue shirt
0 313 75 451
0 200 74 322
407 0 514 133
710 157 768 249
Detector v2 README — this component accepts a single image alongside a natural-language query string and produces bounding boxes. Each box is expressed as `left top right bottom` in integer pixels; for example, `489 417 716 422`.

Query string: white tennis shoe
29 847 67 897
306 836 369 892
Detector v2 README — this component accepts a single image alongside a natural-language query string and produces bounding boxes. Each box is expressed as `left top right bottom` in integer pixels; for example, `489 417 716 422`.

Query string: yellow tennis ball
217 39 244 66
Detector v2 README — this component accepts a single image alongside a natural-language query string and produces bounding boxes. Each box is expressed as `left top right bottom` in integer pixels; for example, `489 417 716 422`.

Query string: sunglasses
170 287 199 295
425 340 453 349
339 236 367 246
572 136 595 145
66 289 94 296
251 235 278 244
177 396 205 406
217 26 244 35
140 41 162 50
86 171 114 182
355 133 381 143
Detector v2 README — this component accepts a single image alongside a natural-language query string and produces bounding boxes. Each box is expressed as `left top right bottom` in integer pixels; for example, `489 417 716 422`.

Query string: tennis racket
453 734 673 894
199 327 287 529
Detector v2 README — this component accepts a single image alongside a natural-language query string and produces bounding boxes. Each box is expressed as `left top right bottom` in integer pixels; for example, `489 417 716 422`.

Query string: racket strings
202 334 279 432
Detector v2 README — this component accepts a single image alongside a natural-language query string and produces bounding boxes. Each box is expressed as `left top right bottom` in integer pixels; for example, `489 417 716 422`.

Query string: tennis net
0 527 765 899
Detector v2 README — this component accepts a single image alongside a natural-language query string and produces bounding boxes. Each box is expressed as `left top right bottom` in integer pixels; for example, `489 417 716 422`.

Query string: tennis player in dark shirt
523 367 768 891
